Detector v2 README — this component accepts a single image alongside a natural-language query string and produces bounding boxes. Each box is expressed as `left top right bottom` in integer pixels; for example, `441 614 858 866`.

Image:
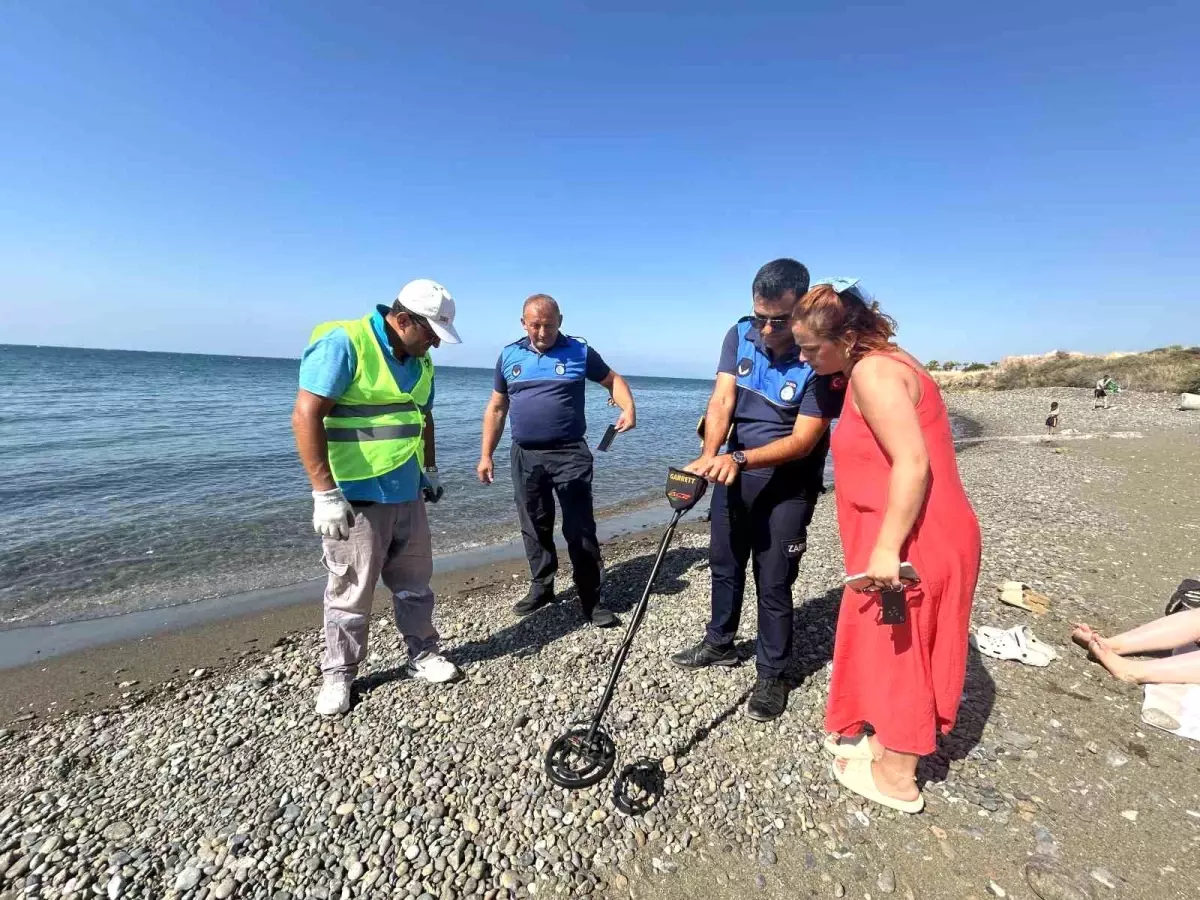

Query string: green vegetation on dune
934 346 1200 394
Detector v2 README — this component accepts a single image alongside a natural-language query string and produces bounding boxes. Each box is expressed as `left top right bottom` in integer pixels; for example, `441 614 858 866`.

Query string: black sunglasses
751 312 791 329
394 303 437 339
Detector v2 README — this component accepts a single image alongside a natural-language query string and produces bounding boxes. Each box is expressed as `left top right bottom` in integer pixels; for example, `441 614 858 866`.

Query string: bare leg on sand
1089 637 1200 685
1072 607 1200 656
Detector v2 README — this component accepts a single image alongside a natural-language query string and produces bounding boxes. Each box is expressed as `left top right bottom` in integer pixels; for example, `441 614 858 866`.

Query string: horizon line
0 341 712 381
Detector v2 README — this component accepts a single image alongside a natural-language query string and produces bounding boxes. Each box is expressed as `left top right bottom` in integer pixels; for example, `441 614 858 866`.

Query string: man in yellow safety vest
292 279 462 716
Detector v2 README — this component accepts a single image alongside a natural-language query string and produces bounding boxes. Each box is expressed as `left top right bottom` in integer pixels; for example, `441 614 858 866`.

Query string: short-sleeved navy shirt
716 318 844 487
495 334 611 446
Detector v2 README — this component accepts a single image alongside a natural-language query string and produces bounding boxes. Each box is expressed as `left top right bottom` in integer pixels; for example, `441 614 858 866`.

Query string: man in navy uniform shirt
478 294 636 627
674 259 844 722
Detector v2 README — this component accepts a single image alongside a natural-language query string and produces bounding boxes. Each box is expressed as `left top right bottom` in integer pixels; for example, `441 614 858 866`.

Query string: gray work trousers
320 500 439 682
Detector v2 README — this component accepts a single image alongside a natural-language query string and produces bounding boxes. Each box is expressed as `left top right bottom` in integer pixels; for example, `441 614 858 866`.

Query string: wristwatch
731 450 748 469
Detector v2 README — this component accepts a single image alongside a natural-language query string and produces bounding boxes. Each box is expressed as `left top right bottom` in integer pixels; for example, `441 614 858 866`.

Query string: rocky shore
2 387 1198 900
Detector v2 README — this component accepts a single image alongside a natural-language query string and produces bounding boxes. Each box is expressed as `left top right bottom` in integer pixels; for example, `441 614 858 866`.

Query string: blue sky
1 1 1196 377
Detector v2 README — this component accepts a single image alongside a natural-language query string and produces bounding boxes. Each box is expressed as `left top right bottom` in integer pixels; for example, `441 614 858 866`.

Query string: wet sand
0 509 707 726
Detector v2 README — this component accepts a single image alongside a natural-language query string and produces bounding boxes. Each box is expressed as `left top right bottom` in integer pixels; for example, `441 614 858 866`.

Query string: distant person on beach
1045 401 1060 434
1094 375 1115 409
791 278 981 814
672 258 844 723
292 280 463 717
477 294 635 628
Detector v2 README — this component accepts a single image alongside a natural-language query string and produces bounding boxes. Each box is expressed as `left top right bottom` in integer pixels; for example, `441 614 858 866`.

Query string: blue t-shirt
494 334 611 446
716 318 844 487
298 305 434 503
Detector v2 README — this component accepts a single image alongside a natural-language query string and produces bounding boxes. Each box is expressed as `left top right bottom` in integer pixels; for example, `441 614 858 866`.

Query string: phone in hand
596 424 618 452
844 561 920 593
880 589 907 625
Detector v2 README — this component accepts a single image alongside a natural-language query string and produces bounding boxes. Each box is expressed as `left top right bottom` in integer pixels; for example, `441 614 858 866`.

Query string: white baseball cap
395 279 461 344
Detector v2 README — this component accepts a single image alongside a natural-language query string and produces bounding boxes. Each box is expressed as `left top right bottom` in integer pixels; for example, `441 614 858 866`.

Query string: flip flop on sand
822 733 876 761
996 582 1051 615
831 758 924 814
971 625 1054 667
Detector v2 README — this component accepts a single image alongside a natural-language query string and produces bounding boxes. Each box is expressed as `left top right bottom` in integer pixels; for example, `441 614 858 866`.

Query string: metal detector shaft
586 508 686 742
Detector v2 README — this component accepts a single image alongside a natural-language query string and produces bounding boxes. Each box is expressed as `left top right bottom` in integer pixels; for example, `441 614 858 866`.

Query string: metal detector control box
665 467 707 511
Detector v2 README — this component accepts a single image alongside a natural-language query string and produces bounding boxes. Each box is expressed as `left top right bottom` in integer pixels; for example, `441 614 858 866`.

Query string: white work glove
421 467 444 504
312 487 355 540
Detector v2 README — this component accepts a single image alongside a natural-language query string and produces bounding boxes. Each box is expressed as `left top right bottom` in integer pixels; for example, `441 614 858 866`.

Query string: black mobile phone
880 589 907 625
596 424 618 452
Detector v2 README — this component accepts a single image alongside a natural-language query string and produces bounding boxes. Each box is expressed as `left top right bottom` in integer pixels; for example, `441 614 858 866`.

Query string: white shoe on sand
315 680 351 716
407 651 460 684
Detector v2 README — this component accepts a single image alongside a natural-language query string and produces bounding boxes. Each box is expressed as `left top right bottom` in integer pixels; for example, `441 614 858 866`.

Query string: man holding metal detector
673 258 845 722
478 294 636 627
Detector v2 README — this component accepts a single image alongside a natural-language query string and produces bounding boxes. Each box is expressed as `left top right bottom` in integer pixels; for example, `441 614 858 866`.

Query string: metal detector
544 467 708 814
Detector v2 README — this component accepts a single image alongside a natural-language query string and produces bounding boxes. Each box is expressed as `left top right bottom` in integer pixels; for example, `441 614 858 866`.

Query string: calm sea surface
1 345 725 628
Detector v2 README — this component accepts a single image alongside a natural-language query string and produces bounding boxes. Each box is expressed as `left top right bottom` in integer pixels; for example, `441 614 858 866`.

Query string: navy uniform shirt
717 318 845 489
495 334 611 446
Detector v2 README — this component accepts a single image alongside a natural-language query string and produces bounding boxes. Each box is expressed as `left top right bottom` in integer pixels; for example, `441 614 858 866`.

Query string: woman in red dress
790 279 981 813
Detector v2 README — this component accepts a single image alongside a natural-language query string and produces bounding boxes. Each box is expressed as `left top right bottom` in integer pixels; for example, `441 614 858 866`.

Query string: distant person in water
292 280 463 717
1045 401 1060 434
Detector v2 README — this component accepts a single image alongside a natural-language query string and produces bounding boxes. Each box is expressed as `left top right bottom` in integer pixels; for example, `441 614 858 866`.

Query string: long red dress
824 352 981 756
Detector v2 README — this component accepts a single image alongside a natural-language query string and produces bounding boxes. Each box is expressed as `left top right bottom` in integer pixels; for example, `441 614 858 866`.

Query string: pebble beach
2 388 1199 900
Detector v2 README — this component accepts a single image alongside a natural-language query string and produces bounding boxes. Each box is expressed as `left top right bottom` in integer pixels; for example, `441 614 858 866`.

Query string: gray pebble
174 867 202 892
878 867 896 894
102 822 133 842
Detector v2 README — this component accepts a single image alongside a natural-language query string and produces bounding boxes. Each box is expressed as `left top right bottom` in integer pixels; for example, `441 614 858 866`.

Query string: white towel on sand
1141 645 1200 742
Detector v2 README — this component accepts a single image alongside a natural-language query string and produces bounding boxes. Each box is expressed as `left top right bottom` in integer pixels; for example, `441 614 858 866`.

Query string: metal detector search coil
544 466 708 812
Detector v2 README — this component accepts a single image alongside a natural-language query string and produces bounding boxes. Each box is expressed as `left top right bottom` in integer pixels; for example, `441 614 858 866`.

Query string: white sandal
971 625 1054 667
822 733 876 761
832 758 924 814
1014 624 1059 660
996 581 1050 614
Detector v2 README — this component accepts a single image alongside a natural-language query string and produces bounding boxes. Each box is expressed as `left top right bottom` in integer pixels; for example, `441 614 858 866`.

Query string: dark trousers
510 440 603 607
705 474 817 678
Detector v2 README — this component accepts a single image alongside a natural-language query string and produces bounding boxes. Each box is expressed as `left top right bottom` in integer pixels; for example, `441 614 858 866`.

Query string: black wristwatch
731 450 748 469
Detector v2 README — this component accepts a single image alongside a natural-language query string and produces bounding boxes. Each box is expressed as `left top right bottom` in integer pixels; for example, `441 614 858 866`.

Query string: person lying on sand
1072 608 1200 685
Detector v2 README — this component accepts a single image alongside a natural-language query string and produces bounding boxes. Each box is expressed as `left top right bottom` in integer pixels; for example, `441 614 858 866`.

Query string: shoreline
0 411 984 664
0 508 709 726
0 491 683 668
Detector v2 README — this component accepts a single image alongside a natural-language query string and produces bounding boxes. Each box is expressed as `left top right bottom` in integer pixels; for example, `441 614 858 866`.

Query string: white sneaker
315 680 351 716
406 651 460 684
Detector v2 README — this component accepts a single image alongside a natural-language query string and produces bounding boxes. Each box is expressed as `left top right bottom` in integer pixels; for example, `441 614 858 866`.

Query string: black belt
514 438 586 451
